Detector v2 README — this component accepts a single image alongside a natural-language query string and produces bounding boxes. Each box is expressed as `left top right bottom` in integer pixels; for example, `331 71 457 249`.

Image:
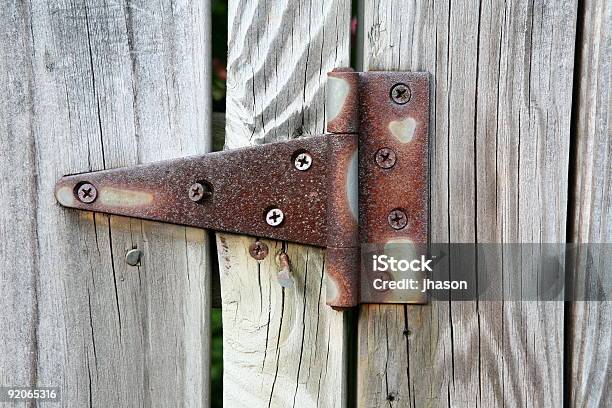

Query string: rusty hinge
55 69 430 308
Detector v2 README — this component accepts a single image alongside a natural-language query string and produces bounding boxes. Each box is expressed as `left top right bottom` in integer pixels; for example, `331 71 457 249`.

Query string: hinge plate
55 134 356 248
55 69 430 308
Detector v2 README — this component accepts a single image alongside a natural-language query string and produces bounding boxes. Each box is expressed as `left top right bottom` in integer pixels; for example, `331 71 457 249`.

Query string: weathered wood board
358 1 577 406
0 0 212 406
1 0 608 406
568 0 611 406
217 0 352 406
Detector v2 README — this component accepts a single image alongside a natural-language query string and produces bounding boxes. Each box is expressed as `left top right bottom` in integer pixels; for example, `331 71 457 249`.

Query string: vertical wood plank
0 0 212 406
0 2 40 393
568 0 611 405
218 1 351 406
358 1 577 406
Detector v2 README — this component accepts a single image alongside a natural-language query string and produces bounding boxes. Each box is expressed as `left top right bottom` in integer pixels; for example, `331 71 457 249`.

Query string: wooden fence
0 0 609 407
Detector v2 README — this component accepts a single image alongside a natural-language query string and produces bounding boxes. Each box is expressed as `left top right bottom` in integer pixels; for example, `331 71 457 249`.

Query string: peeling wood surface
0 0 211 406
218 0 352 406
568 0 611 405
358 1 576 406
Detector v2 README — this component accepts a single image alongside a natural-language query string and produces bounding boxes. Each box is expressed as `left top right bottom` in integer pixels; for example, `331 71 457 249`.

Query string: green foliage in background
207 2 357 406
212 0 228 113
210 309 223 408
211 2 227 406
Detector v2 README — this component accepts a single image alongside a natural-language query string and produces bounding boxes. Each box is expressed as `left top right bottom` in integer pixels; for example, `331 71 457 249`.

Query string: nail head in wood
125 248 142 266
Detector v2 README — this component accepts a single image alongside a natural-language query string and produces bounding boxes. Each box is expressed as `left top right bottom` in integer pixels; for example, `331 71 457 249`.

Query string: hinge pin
266 208 284 226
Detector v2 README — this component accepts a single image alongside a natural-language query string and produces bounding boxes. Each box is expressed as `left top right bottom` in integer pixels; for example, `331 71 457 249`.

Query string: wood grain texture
570 0 611 244
0 0 212 406
0 2 40 393
568 0 611 405
218 1 351 406
358 1 577 406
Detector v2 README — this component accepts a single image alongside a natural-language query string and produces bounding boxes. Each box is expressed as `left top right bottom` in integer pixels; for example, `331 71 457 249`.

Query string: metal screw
375 148 397 169
77 183 97 204
388 209 408 230
249 241 269 260
390 83 411 104
188 182 212 202
294 152 313 171
266 208 284 226
125 248 142 266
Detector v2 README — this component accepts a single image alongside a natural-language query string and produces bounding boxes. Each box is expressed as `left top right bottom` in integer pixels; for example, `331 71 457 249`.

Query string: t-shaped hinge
55 69 430 308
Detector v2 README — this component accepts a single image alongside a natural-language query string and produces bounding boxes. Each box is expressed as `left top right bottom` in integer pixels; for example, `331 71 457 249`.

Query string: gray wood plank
0 1 40 394
358 1 577 406
0 0 212 406
218 1 352 406
568 0 611 405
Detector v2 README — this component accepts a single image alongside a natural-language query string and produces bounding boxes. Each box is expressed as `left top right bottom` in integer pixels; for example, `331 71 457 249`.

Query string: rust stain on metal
54 70 430 308
55 135 355 247
325 135 358 248
357 72 430 304
357 72 429 245
324 71 430 305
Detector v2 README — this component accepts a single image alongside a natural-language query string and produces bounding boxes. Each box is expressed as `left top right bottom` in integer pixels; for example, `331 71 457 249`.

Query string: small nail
125 248 142 266
276 252 294 288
